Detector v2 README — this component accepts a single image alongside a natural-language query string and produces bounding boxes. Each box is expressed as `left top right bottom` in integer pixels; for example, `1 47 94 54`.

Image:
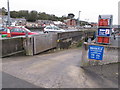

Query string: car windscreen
53 26 60 30
0 28 8 32
24 28 32 32
46 26 52 29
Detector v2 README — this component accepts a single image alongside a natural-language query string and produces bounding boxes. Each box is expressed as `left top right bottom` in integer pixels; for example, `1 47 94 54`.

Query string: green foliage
38 12 60 21
2 7 65 22
68 13 75 19
18 10 29 18
77 41 83 47
38 12 49 20
2 7 7 15
27 10 38 22
10 11 19 18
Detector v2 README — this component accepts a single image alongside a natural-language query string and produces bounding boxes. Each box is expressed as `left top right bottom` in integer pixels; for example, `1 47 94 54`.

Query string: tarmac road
2 48 118 88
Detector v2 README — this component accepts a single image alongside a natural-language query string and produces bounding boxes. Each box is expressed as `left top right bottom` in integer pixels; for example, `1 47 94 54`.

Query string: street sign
98 15 113 27
88 45 104 60
99 19 109 26
97 37 110 44
98 28 111 36
96 15 113 44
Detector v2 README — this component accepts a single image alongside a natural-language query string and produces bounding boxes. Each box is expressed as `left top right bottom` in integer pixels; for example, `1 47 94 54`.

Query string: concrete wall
1 37 25 57
24 31 85 55
57 31 84 49
1 30 96 57
23 36 34 56
1 34 57 57
0 38 2 57
80 42 119 85
80 42 119 67
57 30 96 49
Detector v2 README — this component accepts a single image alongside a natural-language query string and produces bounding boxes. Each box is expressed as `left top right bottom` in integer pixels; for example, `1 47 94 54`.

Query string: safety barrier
1 30 96 57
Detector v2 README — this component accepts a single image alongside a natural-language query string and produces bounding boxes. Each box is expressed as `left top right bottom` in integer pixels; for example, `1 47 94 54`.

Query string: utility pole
77 11 81 28
7 0 11 26
85 19 89 26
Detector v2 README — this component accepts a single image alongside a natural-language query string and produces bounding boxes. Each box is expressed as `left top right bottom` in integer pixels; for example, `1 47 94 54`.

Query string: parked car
0 26 39 37
43 25 65 33
0 27 9 34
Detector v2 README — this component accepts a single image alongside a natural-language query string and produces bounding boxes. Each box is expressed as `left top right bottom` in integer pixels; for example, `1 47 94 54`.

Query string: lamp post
77 11 81 27
7 0 11 26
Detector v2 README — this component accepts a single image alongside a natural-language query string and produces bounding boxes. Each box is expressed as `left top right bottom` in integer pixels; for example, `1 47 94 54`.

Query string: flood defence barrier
24 34 57 55
1 37 25 57
1 30 96 57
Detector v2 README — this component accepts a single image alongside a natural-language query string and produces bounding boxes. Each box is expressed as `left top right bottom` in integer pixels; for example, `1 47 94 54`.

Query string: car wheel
44 31 48 33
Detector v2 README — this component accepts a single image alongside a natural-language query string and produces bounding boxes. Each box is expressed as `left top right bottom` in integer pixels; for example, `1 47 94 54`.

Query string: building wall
66 19 77 27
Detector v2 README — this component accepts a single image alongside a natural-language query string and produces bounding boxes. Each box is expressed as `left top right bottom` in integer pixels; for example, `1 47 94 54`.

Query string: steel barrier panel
33 34 57 55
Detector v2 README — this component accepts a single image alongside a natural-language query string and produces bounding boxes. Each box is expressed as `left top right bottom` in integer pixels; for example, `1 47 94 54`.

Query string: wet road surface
2 48 118 88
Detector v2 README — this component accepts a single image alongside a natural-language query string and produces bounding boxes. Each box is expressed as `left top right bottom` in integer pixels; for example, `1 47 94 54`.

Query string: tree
2 8 69 22
2 7 7 15
68 13 75 19
60 15 68 22
38 12 49 20
27 10 38 22
18 10 29 18
10 11 19 18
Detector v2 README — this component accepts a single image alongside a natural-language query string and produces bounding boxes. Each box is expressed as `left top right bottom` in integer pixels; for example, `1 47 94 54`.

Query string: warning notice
88 45 104 60
98 28 111 36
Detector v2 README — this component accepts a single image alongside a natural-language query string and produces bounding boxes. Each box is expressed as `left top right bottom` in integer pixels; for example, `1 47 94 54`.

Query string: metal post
7 0 11 26
77 11 81 27
85 19 89 26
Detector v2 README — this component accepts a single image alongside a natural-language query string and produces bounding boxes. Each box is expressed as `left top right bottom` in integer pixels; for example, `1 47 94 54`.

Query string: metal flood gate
25 34 57 55
33 34 57 55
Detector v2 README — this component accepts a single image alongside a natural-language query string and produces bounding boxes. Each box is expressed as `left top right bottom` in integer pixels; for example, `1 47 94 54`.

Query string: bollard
7 29 11 37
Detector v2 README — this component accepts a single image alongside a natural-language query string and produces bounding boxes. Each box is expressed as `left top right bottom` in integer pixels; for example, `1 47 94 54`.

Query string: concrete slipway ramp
2 48 118 88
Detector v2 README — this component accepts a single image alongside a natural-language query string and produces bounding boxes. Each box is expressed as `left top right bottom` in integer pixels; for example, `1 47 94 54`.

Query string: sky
0 0 119 25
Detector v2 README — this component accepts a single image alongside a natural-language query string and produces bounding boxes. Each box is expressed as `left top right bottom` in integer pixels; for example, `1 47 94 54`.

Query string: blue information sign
98 28 111 36
88 45 104 60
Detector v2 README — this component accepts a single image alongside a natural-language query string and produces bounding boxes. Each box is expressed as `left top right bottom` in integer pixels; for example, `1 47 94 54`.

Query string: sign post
96 15 113 44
